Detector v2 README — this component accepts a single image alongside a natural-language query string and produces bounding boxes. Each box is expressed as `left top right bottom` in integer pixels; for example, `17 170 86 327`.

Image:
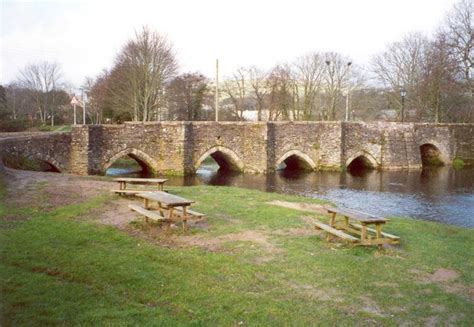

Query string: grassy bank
0 176 473 325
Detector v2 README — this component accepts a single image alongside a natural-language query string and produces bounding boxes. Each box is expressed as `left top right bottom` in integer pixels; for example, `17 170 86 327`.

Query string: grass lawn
0 176 473 325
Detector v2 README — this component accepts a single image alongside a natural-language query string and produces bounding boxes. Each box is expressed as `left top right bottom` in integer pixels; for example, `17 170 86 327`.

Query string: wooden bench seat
348 222 400 242
314 221 359 243
128 204 169 222
111 189 154 195
173 207 205 219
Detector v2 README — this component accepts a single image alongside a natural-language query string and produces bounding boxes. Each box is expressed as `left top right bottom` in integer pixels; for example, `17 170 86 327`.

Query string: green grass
0 179 473 325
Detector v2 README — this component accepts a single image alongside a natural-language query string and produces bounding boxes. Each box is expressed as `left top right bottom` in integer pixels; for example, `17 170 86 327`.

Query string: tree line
0 0 471 131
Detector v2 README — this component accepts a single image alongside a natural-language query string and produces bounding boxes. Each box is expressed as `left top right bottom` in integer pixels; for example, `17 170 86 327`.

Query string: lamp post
400 88 407 122
325 60 334 120
345 62 352 121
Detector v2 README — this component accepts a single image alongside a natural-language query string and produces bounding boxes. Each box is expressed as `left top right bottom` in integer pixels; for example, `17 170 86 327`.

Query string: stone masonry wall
0 122 473 176
270 122 342 171
0 132 71 172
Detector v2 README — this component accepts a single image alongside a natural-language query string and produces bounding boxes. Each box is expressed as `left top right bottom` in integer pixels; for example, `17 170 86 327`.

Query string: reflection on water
107 163 474 228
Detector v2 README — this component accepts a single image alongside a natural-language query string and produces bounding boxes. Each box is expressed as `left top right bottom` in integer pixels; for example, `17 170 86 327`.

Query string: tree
166 73 210 121
292 53 325 120
267 65 294 121
372 33 429 120
323 52 353 120
442 0 473 96
222 68 249 121
109 26 178 122
0 85 7 118
246 66 268 121
17 61 63 125
419 34 460 122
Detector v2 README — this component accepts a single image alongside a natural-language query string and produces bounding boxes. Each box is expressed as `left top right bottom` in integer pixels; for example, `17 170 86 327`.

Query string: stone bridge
0 122 473 175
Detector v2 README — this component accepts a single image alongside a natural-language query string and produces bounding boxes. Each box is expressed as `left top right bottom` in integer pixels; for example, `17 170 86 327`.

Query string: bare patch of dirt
422 316 439 327
174 230 281 256
372 281 399 288
411 268 473 301
267 200 327 214
358 296 387 317
429 268 459 283
81 197 138 228
3 168 112 209
272 227 317 236
287 281 342 302
412 268 459 284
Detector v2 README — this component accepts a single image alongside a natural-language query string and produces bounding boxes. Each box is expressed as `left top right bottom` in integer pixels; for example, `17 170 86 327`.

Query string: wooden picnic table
115 177 168 190
314 206 399 248
111 177 168 195
135 191 195 232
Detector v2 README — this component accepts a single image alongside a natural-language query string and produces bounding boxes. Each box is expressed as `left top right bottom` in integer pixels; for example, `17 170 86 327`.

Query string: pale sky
1 0 458 87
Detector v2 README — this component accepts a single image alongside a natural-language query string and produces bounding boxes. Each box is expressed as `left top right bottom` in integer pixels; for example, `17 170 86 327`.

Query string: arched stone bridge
0 122 473 175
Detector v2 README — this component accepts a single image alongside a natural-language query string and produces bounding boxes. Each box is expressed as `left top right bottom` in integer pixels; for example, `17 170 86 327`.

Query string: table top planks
137 191 194 206
325 206 388 224
114 177 168 184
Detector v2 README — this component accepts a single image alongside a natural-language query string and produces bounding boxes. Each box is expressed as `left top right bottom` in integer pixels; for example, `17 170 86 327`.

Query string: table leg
326 212 336 242
182 206 188 232
166 207 173 233
375 224 383 250
159 183 163 191
329 212 336 227
144 198 149 209
361 223 367 244
344 216 349 230
158 202 165 217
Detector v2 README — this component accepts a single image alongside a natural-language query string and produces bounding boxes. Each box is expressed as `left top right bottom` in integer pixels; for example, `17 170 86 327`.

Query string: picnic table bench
314 206 400 248
111 177 168 195
129 191 204 232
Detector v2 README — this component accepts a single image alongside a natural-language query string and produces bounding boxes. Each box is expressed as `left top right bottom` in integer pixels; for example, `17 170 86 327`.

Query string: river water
107 165 474 228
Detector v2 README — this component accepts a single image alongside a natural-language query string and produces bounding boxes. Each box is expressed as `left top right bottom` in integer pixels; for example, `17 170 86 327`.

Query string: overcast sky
1 0 458 87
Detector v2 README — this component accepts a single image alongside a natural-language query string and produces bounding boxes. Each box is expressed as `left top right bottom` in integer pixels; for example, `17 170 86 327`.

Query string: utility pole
73 103 77 125
215 59 219 122
70 95 79 125
82 88 87 125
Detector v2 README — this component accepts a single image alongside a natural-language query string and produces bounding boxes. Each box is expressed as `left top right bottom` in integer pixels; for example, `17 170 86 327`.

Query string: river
106 164 474 228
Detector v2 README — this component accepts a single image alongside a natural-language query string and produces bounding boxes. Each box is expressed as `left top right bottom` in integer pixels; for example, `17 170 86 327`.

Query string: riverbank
1 169 473 325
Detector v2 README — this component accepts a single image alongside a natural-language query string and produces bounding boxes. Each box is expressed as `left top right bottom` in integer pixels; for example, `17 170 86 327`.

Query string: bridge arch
104 148 158 175
276 150 316 171
1 153 63 173
195 146 244 172
346 151 379 171
419 142 445 167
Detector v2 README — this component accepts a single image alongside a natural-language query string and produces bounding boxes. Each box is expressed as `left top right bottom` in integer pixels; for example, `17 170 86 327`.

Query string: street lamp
325 60 334 121
345 62 352 121
400 88 407 122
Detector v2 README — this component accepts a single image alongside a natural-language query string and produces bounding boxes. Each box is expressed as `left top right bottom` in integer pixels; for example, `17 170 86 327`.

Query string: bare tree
442 0 473 96
18 61 62 125
246 66 268 121
323 52 353 120
293 53 325 120
267 65 293 120
110 26 177 122
166 73 210 121
372 33 429 120
222 68 249 120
